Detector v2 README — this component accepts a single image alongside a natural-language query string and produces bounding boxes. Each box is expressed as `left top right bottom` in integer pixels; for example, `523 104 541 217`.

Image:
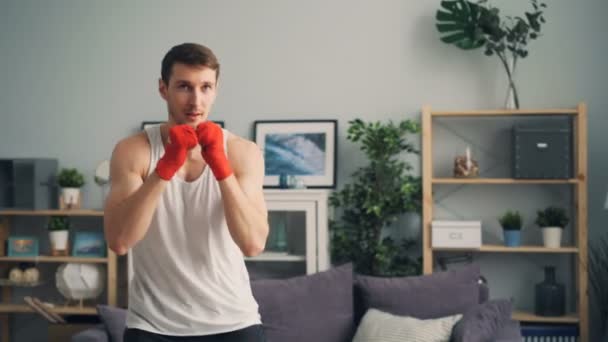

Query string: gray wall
1 0 607 340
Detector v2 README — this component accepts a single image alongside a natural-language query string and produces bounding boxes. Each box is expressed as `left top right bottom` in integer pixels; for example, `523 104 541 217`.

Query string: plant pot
503 230 521 247
60 188 81 210
49 230 69 256
542 227 562 248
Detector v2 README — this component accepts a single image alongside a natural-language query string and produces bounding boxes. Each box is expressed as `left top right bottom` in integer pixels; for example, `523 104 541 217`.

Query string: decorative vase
503 230 521 247
535 266 565 316
267 214 287 252
503 56 519 110
541 227 563 248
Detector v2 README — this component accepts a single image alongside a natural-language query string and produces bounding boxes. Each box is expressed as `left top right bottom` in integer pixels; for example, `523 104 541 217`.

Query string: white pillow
352 308 463 342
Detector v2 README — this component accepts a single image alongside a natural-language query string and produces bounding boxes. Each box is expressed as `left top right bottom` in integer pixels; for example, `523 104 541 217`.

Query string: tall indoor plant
590 233 608 341
330 119 422 276
436 0 548 109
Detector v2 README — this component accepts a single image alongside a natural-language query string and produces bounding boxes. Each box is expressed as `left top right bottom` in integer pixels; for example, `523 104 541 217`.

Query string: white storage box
431 220 482 248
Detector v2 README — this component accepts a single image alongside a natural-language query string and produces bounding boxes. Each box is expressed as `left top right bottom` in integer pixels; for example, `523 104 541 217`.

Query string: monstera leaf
436 0 486 50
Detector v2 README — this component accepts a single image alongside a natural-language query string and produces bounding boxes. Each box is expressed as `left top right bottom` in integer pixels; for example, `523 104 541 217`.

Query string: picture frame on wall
253 120 337 189
141 120 225 130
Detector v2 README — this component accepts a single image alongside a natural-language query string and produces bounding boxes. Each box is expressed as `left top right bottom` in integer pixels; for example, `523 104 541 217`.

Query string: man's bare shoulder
111 132 151 176
226 132 263 170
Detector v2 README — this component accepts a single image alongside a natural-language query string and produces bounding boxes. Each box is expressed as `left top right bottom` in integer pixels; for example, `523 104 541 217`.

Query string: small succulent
47 216 71 231
57 168 85 188
535 206 569 228
498 210 523 230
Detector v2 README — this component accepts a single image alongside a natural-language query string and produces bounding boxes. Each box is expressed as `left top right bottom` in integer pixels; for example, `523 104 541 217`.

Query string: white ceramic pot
542 227 563 248
49 230 69 250
61 187 80 206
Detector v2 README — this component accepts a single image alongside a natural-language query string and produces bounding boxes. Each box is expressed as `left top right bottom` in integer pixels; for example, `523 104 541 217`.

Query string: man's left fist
196 121 234 181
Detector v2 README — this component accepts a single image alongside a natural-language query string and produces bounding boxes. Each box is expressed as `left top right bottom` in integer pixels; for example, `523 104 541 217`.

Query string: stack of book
521 323 579 342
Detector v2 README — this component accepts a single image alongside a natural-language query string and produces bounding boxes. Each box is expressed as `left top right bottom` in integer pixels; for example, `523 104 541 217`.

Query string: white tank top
126 124 261 335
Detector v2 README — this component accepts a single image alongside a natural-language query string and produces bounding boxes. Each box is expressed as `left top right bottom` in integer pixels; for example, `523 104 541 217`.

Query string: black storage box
0 158 58 209
512 125 573 179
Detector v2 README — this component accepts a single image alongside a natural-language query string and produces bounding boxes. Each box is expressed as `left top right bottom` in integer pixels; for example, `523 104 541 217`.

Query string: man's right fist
155 125 198 180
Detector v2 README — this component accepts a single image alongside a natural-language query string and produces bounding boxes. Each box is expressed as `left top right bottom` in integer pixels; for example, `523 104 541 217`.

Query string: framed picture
254 120 337 188
8 236 39 257
141 120 225 130
72 232 106 257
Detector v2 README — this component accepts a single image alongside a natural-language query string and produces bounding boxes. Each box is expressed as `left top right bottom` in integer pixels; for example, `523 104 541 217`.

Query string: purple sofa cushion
251 263 355 342
96 305 127 342
451 299 513 342
355 264 480 322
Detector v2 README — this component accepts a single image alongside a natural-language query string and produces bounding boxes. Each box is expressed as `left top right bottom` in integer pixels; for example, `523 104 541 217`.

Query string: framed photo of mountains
254 120 337 188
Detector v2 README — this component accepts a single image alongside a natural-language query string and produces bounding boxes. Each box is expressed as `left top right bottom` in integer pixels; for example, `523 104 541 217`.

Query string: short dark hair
161 43 220 84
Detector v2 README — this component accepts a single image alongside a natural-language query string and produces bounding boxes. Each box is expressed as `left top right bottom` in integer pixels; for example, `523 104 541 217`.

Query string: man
104 43 268 341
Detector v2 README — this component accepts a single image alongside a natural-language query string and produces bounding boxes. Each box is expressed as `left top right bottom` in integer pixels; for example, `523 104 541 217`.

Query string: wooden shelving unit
0 209 115 342
0 304 97 315
512 310 579 324
432 178 581 184
433 244 579 253
422 103 588 341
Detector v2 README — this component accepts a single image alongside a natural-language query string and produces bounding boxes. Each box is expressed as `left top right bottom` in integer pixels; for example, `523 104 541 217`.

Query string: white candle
466 147 471 170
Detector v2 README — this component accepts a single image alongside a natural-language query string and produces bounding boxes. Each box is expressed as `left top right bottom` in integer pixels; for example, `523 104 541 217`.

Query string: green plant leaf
436 23 467 33
436 0 486 50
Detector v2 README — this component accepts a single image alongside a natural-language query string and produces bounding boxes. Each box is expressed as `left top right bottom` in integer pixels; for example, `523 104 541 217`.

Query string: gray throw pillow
355 264 480 322
96 305 127 342
450 299 513 342
251 263 354 342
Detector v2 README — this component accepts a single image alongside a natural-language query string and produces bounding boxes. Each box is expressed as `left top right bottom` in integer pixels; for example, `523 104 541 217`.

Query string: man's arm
219 139 269 257
104 136 168 255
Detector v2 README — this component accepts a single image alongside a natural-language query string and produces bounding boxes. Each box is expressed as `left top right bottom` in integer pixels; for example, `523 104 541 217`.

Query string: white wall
1 0 607 340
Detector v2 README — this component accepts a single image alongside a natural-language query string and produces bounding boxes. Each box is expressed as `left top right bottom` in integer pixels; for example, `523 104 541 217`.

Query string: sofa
72 263 522 342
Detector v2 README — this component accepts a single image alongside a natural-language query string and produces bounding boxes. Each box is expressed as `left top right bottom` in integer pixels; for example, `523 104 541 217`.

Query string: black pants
123 325 266 342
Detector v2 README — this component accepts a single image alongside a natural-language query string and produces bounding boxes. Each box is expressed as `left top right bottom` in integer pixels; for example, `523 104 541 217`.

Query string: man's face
159 63 218 127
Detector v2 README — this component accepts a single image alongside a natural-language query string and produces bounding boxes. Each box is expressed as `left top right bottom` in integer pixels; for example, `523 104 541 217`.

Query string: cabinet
421 103 588 341
0 159 57 210
246 189 330 279
0 209 116 342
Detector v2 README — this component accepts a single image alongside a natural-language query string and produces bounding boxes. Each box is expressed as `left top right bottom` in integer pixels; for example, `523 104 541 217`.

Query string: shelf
432 178 580 184
0 303 97 315
245 252 306 262
0 256 108 263
430 109 579 117
433 244 579 253
512 310 579 323
0 209 103 217
0 279 44 287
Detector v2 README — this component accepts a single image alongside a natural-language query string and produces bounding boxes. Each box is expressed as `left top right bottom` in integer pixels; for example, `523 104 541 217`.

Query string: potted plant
436 0 548 109
48 216 71 256
330 119 422 276
535 206 568 248
590 234 608 341
57 168 85 209
498 210 523 247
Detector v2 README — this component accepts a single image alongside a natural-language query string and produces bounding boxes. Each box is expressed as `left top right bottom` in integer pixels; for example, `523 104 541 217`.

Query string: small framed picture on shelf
253 120 337 188
141 120 225 130
7 236 39 257
72 232 106 257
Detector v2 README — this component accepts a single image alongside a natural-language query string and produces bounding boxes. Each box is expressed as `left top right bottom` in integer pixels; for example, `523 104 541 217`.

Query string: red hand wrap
196 121 233 181
155 125 198 180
